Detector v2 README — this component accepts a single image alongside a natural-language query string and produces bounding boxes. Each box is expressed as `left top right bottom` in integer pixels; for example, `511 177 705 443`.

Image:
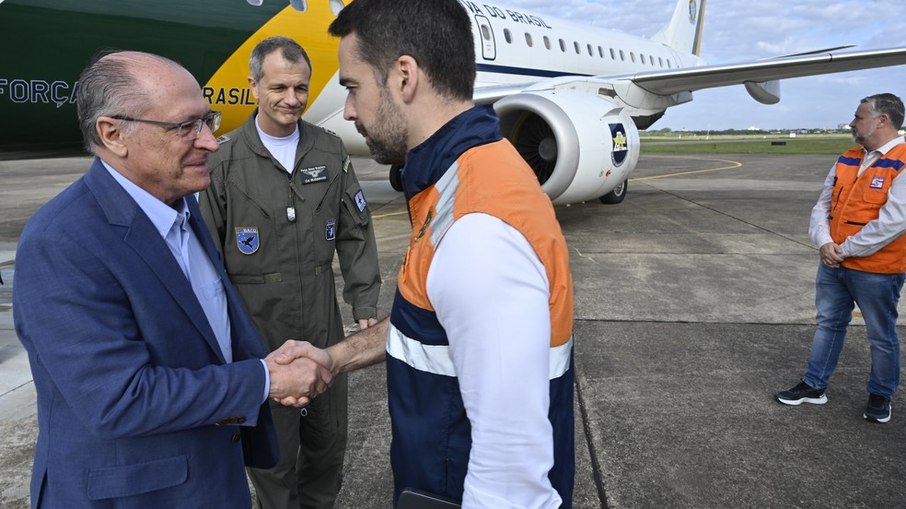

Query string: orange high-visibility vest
830 143 906 273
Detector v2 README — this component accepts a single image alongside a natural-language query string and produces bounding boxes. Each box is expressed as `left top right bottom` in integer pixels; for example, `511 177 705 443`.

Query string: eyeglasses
111 110 221 139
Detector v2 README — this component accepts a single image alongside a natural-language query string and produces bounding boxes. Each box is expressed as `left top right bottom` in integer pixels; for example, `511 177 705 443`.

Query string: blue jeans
803 263 905 398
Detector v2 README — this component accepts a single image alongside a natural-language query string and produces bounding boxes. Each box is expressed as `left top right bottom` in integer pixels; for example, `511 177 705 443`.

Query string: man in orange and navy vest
776 93 906 424
271 0 576 506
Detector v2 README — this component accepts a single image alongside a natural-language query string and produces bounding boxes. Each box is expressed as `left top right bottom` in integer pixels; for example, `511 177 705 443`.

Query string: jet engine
494 90 640 205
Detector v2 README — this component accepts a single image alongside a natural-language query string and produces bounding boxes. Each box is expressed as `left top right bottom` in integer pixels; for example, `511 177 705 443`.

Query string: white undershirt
255 115 299 174
426 213 561 509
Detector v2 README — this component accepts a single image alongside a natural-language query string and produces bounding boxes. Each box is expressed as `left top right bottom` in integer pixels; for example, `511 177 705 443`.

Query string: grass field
639 134 856 154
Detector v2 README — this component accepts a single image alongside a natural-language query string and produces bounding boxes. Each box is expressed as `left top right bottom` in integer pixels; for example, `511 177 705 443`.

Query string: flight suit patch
301 165 328 184
870 176 885 189
235 227 259 255
354 190 367 212
325 220 336 241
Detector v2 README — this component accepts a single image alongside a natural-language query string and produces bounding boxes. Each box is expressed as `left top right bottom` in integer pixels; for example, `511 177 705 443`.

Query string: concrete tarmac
1 152 904 508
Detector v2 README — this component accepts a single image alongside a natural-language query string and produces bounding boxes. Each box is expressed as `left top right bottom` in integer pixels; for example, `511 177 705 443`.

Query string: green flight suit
199 113 381 509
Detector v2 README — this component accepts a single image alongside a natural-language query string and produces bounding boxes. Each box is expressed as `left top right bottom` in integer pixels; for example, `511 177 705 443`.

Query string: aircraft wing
473 46 906 104
629 46 906 95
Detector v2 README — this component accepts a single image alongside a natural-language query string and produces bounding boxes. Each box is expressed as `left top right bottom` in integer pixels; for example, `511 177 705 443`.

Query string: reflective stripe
387 324 457 377
387 324 573 380
430 162 460 248
550 335 573 379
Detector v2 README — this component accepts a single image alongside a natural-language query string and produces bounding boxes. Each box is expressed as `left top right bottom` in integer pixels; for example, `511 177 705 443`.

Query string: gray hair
249 36 312 82
862 93 905 130
76 51 178 153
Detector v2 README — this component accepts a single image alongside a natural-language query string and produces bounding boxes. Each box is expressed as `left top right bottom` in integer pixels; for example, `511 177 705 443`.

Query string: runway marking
630 155 743 181
573 247 598 264
372 210 408 219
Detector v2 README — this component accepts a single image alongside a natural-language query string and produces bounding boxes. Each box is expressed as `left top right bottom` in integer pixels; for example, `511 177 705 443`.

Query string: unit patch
301 165 328 184
610 123 628 167
870 176 886 189
325 220 337 241
354 190 367 212
235 227 259 255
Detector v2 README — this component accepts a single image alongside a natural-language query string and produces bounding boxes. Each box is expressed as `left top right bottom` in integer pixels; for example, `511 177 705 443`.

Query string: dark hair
862 93 905 130
328 0 475 101
76 50 177 153
250 36 312 81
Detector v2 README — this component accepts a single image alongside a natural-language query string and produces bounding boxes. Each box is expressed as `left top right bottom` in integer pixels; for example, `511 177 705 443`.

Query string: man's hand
265 348 333 407
819 242 845 268
358 317 378 330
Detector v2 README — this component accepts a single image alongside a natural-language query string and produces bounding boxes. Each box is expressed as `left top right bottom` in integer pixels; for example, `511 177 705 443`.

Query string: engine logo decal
610 123 628 167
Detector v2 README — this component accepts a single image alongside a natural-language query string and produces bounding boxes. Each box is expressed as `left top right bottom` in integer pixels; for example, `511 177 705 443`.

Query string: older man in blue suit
13 50 331 507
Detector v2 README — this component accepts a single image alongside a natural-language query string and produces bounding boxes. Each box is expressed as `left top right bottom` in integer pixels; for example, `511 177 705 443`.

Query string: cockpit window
246 0 263 6
290 0 307 11
329 0 344 15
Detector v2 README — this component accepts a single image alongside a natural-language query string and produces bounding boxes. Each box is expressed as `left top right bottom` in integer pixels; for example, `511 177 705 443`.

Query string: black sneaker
775 380 827 405
863 394 891 423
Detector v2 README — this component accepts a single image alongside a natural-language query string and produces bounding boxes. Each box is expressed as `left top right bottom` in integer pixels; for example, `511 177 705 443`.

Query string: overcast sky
506 0 906 131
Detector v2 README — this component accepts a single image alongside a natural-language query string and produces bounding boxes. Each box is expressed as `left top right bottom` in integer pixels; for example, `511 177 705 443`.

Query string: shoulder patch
343 157 350 173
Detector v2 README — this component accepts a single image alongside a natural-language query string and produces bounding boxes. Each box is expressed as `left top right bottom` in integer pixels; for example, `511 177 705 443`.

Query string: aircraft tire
599 179 628 204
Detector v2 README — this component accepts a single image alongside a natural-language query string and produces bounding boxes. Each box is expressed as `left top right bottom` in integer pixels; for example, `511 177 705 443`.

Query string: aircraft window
667 59 672 68
598 46 604 58
658 57 664 67
586 44 593 56
481 25 491 41
651 55 657 66
544 36 551 50
573 41 580 54
641 54 646 64
525 33 533 47
619 49 625 61
329 0 344 15
504 29 512 44
630 52 636 63
289 0 306 11
559 39 566 52
610 48 616 59
246 0 262 5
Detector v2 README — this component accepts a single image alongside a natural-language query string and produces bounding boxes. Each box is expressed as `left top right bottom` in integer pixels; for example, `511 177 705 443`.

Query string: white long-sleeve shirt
426 212 562 509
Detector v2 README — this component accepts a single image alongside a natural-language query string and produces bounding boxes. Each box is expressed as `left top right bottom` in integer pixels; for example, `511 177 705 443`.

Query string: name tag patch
301 166 328 184
354 190 367 212
235 227 259 255
870 176 886 189
325 220 337 241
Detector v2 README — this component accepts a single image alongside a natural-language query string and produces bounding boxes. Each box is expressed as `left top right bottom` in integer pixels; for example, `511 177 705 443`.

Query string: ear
248 77 260 100
396 55 419 104
96 117 129 157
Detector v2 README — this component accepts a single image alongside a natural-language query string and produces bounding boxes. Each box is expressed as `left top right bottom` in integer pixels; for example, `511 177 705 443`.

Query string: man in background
776 93 906 424
199 36 381 509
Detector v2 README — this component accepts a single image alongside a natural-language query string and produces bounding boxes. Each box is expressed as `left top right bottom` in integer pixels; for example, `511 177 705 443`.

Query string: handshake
263 317 387 407
265 341 335 408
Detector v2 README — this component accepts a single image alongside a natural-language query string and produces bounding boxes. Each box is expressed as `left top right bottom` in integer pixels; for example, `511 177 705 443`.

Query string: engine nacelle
494 90 640 205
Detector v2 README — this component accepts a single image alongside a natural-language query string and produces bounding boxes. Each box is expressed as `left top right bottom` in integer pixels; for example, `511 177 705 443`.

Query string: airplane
2 0 906 206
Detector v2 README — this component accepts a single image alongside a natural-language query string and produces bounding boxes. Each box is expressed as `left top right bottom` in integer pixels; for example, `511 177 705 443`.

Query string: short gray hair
76 51 179 153
862 93 905 130
249 36 312 82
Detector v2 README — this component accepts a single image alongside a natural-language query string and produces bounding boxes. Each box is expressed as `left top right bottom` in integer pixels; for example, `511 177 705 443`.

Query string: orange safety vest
830 143 906 273
398 139 574 347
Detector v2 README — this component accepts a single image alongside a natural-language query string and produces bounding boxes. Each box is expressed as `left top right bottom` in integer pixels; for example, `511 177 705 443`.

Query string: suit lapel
84 160 226 363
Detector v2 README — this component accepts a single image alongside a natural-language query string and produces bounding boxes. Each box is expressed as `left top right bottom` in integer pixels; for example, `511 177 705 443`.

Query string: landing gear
599 179 627 204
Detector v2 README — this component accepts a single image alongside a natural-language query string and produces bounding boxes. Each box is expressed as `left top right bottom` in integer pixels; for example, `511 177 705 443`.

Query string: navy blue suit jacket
13 158 278 507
